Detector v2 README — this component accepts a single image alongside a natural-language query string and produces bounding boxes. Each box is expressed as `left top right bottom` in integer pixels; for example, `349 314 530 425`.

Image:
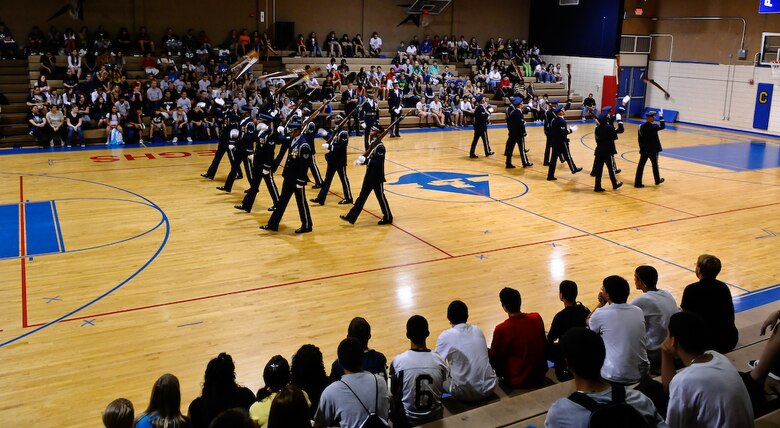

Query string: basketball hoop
772 60 780 80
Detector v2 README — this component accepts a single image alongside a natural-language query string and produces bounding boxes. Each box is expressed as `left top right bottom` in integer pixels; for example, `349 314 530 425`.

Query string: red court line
25 200 780 326
19 176 28 328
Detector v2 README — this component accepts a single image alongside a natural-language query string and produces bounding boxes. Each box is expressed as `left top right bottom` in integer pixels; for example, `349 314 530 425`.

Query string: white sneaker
187 137 192 142
172 137 178 143
748 360 780 381
49 139 54 147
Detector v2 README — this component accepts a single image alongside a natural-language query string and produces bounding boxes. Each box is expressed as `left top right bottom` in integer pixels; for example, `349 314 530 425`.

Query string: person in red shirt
489 287 548 389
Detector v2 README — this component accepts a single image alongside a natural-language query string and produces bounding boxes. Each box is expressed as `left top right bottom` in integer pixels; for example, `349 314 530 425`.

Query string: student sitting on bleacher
547 280 591 381
680 254 739 354
661 311 754 428
631 265 679 374
489 287 548 389
544 328 667 428
435 300 498 402
588 275 650 384
329 317 388 382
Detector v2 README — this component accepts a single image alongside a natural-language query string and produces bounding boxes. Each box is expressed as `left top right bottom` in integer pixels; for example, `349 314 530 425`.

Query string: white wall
540 55 616 105
644 60 780 134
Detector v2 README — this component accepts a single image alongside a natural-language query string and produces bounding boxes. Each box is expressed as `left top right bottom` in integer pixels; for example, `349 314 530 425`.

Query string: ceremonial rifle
360 110 409 158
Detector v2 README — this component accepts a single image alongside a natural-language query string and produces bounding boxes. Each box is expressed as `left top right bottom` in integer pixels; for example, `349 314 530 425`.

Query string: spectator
680 254 738 354
171 106 192 143
313 338 391 428
66 105 85 148
308 32 322 57
547 280 591 381
435 300 497 401
45 105 66 147
39 51 57 78
295 34 307 57
187 353 255 428
330 317 387 381
544 328 667 428
136 373 191 428
125 106 145 144
489 287 547 389
631 265 678 373
662 311 754 427
267 385 311 428
369 32 382 57
390 315 448 426
103 398 134 428
325 31 342 57
208 409 254 428
582 93 597 120
0 23 17 59
588 275 649 384
28 105 48 148
250 355 299 428
137 26 155 52
115 27 132 52
291 344 332 417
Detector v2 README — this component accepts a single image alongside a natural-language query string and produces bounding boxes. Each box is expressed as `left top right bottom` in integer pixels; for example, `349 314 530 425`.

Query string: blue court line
0 203 20 258
369 143 751 293
0 172 170 348
51 201 65 252
734 284 780 313
24 201 61 256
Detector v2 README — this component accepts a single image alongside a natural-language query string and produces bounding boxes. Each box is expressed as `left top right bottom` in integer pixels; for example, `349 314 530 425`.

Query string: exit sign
760 0 779 13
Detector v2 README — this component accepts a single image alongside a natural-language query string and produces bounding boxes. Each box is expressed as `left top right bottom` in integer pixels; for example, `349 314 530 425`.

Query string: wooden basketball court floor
0 120 778 426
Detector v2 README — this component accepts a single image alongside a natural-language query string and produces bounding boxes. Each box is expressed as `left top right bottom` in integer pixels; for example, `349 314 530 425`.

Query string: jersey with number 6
390 349 448 426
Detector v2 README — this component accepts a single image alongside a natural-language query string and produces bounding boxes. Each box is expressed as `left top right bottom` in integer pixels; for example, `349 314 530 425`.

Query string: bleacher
422 302 780 427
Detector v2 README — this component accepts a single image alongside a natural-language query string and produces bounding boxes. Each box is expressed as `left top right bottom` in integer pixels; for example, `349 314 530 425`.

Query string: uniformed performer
340 124 392 225
590 105 623 177
301 121 324 188
200 99 238 179
635 109 665 188
543 98 572 166
593 108 624 192
360 92 379 149
388 82 403 138
217 107 255 193
260 123 314 234
235 113 280 212
310 123 353 205
341 82 360 136
468 95 494 158
546 105 582 180
504 96 532 168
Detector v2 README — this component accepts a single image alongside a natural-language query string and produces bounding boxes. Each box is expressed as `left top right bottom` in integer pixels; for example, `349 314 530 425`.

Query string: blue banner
760 0 780 13
754 83 774 130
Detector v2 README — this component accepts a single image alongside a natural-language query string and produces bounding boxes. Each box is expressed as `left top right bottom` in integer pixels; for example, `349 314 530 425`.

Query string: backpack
567 384 653 428
340 375 389 428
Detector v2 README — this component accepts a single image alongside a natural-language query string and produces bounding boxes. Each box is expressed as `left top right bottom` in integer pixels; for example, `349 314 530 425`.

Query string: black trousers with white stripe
206 139 237 177
469 127 492 156
308 154 323 186
504 135 530 166
346 179 392 222
222 151 253 192
316 163 352 202
267 179 312 230
241 168 279 211
546 143 579 179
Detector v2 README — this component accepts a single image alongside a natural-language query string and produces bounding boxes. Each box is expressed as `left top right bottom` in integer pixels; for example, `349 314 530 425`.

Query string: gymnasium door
618 66 647 118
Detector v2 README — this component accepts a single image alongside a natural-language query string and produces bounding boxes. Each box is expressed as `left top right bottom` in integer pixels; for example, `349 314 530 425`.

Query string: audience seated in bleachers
546 280 591 381
187 353 255 428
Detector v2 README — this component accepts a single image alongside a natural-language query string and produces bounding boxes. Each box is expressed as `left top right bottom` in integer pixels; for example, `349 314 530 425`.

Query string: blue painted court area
0 204 20 258
0 200 65 259
662 141 780 171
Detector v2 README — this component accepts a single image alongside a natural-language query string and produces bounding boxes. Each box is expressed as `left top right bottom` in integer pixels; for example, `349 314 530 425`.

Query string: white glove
321 143 329 149
262 169 270 175
659 108 664 119
276 126 285 134
257 123 269 132
354 155 366 166
270 109 279 117
615 113 622 121
317 128 328 137
360 122 366 129
395 107 401 114
247 154 255 161
296 184 304 189
622 95 630 105
488 107 494 113
228 144 235 150
570 125 579 132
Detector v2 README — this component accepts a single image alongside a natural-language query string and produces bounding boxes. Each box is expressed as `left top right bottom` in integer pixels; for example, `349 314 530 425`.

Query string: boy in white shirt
630 265 678 373
588 275 649 384
369 32 382 57
662 311 754 428
416 99 431 127
428 96 444 127
435 300 497 401
391 315 448 426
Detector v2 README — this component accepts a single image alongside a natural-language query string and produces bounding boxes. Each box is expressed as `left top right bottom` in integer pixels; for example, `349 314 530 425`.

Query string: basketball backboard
407 0 452 15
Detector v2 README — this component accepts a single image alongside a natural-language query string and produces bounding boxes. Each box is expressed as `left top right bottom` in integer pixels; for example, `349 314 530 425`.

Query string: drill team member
504 96 532 168
593 107 624 192
235 113 280 212
311 123 353 206
546 105 582 181
468 95 494 158
635 110 666 188
340 124 392 225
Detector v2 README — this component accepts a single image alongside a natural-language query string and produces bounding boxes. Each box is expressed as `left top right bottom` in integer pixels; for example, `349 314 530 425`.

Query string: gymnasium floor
0 120 778 426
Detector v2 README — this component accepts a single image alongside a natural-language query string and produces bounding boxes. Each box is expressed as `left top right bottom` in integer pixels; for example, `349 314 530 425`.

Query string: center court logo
387 170 528 203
